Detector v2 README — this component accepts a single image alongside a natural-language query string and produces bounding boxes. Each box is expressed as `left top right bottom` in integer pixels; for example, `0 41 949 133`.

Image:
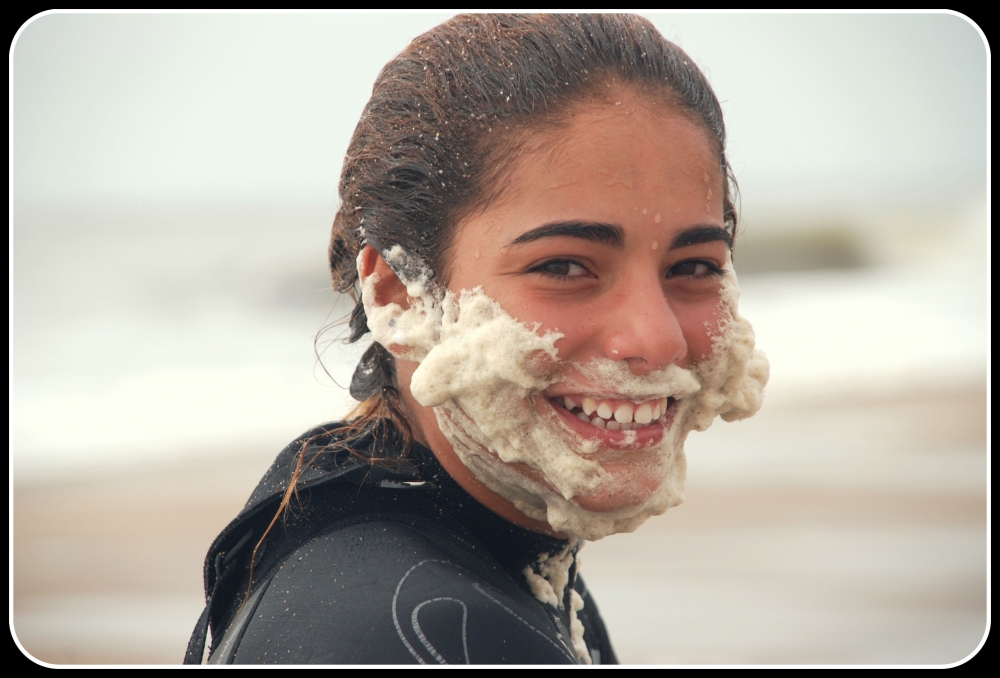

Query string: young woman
186 14 767 665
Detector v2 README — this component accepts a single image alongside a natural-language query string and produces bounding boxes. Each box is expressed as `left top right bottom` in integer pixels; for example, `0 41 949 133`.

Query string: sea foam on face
360 247 769 542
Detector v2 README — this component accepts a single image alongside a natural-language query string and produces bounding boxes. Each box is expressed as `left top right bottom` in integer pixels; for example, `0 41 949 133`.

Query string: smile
548 395 677 431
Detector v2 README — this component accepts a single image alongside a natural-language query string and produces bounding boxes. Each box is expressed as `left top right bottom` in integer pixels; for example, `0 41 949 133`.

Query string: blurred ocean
12 205 361 475
12 194 987 476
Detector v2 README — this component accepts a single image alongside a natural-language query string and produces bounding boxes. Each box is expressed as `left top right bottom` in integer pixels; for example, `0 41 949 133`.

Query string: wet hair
328 13 738 439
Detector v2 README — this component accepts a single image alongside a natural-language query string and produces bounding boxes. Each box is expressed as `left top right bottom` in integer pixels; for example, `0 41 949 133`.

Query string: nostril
624 357 652 375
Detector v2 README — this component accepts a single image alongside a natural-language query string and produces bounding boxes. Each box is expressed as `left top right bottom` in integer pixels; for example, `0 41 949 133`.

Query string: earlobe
358 244 412 310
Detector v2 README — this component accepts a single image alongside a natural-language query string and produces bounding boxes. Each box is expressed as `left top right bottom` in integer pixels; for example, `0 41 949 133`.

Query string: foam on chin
360 246 769 542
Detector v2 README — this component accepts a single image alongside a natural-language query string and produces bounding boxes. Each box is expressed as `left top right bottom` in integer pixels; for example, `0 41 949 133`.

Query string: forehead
461 100 724 243
541 101 715 177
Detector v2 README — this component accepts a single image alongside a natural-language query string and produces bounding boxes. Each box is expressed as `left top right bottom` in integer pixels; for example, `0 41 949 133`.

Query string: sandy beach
13 384 986 665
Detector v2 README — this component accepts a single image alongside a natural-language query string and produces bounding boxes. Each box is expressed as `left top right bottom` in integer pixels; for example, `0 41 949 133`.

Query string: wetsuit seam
224 575 273 664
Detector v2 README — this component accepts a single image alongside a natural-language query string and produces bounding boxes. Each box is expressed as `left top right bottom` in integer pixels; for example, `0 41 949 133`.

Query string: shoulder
213 517 580 665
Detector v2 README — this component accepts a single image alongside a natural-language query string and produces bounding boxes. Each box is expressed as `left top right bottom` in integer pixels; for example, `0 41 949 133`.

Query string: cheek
487 289 595 358
678 298 726 363
547 315 601 361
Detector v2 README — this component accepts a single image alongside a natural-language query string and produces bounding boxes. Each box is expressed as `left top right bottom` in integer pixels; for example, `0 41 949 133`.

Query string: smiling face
447 98 729 435
364 94 765 540
447 101 730 374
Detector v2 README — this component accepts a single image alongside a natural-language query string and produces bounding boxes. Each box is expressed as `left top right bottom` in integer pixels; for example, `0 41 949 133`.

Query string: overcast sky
12 12 987 212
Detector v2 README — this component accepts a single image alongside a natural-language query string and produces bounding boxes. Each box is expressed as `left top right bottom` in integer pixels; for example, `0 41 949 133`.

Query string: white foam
522 543 591 663
360 248 769 542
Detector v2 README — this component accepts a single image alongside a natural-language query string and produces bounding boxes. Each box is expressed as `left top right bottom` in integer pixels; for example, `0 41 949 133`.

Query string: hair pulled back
329 13 738 432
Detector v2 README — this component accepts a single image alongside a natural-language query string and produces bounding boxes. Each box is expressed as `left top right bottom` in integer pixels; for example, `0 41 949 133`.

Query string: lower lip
548 398 676 449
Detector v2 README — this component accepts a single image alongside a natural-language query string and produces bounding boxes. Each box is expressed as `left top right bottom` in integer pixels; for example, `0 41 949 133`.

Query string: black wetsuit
185 421 618 665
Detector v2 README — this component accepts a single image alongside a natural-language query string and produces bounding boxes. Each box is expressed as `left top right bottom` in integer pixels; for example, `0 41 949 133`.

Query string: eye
667 259 723 278
529 258 593 280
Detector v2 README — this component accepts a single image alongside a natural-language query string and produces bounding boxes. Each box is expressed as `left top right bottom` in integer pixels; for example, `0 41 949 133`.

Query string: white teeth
558 395 673 431
614 402 634 424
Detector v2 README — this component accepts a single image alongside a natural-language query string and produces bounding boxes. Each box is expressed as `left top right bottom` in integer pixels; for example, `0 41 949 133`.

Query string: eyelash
667 259 724 279
528 258 724 281
528 258 593 281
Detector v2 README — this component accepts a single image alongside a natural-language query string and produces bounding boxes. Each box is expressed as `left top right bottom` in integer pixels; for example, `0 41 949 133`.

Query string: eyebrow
503 221 732 251
670 225 733 250
506 221 625 249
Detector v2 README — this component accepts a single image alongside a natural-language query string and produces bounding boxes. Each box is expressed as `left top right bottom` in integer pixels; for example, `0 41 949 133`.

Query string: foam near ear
359 246 441 363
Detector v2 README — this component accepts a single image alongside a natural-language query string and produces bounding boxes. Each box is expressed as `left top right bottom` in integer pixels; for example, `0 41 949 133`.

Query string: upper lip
543 392 676 407
547 392 667 401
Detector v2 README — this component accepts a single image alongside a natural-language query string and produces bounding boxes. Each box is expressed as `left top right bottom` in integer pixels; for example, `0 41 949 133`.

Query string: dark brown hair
329 14 738 435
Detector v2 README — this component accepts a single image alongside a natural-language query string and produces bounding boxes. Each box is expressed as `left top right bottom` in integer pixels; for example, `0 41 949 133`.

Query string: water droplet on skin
651 240 658 250
642 208 648 214
703 171 709 183
706 187 712 199
654 212 661 223
500 246 510 255
475 250 480 259
676 207 681 213
705 204 710 212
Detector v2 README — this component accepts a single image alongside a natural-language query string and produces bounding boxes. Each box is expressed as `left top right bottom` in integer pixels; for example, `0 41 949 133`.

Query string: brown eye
667 259 721 278
533 259 591 279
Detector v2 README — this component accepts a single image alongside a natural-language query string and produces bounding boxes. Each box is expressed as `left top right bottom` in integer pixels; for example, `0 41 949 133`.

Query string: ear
358 244 411 310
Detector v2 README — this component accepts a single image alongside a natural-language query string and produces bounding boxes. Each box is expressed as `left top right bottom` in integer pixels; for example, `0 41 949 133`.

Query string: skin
359 92 729 537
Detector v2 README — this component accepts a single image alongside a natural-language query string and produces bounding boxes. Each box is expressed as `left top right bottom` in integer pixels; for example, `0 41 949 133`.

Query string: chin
434 392 690 542
571 472 663 513
501 440 667 514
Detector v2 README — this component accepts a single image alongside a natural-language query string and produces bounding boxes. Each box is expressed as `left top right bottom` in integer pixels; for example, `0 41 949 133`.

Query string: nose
602 275 688 375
